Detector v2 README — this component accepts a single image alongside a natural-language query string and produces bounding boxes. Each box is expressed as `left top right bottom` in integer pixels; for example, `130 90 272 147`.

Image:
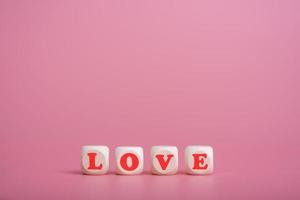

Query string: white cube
185 145 213 175
115 146 144 175
151 146 178 175
81 145 109 175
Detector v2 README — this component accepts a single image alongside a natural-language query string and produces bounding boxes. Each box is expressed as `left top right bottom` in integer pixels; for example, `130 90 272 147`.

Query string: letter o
120 153 139 171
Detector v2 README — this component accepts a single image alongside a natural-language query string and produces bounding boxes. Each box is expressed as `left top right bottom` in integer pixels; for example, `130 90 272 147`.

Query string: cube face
115 146 144 175
185 146 213 175
151 146 178 175
81 146 109 175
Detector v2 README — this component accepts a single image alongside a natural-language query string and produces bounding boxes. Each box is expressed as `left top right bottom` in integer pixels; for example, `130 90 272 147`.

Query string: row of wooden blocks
81 145 213 175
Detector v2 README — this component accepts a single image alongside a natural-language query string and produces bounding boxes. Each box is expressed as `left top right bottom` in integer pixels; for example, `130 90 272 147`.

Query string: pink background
1 0 300 199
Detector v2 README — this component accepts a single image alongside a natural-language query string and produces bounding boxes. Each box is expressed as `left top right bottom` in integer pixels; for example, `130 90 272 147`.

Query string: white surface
185 145 214 175
81 145 109 175
151 146 178 175
115 146 144 175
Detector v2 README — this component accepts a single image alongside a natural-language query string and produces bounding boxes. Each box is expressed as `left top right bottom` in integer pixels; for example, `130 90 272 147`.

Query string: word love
81 145 213 175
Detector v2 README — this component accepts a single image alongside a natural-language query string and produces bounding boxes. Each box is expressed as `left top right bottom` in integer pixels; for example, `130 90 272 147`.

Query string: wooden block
151 146 178 175
185 145 213 175
81 145 109 175
115 146 144 175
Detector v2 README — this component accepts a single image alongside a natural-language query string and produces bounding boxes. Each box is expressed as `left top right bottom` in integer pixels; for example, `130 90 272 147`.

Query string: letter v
155 154 174 170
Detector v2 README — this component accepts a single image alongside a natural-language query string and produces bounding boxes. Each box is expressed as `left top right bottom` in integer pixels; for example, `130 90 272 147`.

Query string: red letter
155 154 174 170
192 153 208 170
87 153 103 170
120 153 139 171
